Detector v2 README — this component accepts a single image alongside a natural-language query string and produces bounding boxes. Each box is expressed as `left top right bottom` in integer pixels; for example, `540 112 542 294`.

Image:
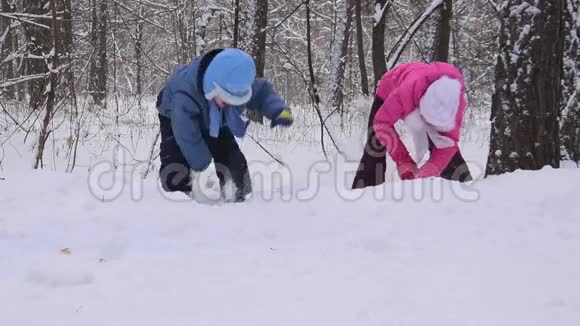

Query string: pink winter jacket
373 62 467 178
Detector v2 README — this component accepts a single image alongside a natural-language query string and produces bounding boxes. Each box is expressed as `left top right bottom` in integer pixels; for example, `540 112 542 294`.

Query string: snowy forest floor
1 166 580 325
1 101 580 325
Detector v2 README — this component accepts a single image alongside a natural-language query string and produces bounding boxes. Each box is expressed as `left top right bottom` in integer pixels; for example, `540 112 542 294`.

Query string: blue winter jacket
157 52 287 172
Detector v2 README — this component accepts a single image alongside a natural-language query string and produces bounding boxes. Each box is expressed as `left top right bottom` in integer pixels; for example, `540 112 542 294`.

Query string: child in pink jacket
352 62 472 189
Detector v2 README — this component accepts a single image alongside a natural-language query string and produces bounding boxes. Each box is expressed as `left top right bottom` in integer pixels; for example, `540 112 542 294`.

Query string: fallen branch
143 130 161 179
247 133 288 167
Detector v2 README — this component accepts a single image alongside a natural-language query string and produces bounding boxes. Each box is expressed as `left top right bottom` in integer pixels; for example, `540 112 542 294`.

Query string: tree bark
0 0 15 99
431 0 452 62
252 0 268 78
561 0 580 163
330 0 355 111
247 0 268 123
136 1 144 99
89 0 108 106
306 0 328 159
23 0 51 111
372 0 390 89
306 0 318 105
233 0 240 48
486 0 564 176
355 0 369 96
34 0 61 169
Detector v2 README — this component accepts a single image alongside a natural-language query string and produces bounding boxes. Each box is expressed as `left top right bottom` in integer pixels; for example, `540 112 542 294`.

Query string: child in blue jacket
156 48 293 202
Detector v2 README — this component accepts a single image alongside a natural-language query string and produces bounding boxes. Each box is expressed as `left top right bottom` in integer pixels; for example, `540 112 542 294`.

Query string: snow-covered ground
1 165 580 325
1 102 579 325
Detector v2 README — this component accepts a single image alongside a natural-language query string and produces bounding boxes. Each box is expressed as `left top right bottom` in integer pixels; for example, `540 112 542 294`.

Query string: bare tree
561 0 580 163
304 0 327 158
430 0 452 62
486 0 564 175
247 0 269 123
329 0 354 111
372 0 391 88
34 0 63 169
233 0 240 48
89 0 108 106
21 0 51 112
355 0 369 95
0 0 15 99
194 2 216 56
252 0 268 77
0 0 516 173
135 0 145 100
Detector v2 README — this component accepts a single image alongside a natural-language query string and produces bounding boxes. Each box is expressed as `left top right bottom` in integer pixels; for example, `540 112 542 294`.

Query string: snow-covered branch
386 0 443 70
0 13 51 30
374 0 394 27
0 73 50 89
0 11 65 20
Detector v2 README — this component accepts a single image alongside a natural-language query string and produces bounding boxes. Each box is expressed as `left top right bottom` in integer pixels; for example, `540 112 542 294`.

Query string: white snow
1 165 580 325
373 1 392 26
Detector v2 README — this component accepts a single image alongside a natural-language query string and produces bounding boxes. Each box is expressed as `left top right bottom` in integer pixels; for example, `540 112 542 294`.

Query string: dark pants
352 97 387 189
158 114 251 200
351 97 472 189
429 140 472 183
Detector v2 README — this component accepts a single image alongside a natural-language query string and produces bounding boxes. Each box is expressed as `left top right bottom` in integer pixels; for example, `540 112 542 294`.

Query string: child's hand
271 108 293 128
415 163 440 179
396 161 417 180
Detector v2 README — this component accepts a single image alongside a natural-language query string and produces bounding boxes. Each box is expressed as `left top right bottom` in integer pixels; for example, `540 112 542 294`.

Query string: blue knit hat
203 49 256 105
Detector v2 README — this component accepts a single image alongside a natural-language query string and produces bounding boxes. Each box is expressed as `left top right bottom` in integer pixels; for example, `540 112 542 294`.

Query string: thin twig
247 133 288 167
143 130 161 179
0 100 27 133
486 0 501 16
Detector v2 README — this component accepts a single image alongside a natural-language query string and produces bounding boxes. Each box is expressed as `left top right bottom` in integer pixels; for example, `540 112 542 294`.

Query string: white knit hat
419 76 462 132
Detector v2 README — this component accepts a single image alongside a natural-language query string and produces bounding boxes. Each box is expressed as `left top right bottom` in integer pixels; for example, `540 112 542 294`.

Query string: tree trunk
561 0 580 163
306 0 328 159
306 0 319 105
63 0 74 47
34 0 61 169
174 0 191 64
89 0 108 106
192 0 197 55
14 32 23 101
247 0 268 123
486 0 564 176
330 0 355 111
98 0 108 102
355 0 369 96
195 3 214 56
0 0 15 99
372 0 390 89
236 0 254 52
136 2 144 99
174 2 183 63
252 0 268 78
233 0 240 48
60 0 74 107
23 0 51 112
431 0 452 62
